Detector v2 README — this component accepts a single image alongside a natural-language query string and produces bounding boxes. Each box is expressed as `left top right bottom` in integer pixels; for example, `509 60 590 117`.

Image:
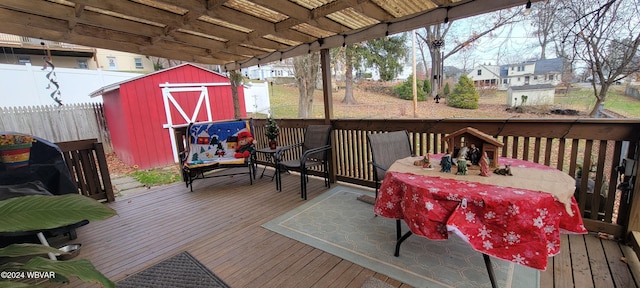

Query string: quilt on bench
182 120 254 191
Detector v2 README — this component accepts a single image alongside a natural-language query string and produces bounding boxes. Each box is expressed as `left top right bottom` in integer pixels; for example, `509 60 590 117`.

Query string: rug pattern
263 186 539 288
117 251 230 288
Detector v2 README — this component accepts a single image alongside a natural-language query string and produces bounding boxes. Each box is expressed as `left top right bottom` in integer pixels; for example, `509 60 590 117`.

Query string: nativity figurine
494 164 513 176
440 153 452 173
456 159 468 175
479 152 491 176
468 143 481 165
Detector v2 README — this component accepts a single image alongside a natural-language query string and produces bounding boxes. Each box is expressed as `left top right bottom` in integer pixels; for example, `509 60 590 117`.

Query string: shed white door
160 82 230 162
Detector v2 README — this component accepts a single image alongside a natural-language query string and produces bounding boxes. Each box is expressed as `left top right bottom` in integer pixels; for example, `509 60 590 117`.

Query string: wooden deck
53 168 640 288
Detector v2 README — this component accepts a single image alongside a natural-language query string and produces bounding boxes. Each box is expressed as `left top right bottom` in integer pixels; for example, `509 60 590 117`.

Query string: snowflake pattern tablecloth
374 158 587 270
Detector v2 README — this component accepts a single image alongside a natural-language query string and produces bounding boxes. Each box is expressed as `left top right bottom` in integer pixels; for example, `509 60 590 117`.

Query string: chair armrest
275 143 303 159
368 161 389 172
301 145 331 164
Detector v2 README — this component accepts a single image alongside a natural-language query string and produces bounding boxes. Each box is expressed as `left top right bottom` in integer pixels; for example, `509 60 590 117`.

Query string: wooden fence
0 103 112 152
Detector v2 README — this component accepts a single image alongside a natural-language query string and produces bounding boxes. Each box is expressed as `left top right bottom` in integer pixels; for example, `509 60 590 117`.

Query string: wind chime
40 42 62 106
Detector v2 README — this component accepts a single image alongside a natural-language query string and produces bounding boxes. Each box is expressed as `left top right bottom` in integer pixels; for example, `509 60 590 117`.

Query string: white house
471 64 501 88
470 58 564 91
242 59 294 81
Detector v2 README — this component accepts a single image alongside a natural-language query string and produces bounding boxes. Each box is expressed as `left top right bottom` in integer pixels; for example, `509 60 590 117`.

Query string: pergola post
320 48 336 184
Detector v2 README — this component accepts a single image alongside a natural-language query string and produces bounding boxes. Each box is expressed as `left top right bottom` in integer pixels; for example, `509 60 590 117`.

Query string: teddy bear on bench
234 131 255 158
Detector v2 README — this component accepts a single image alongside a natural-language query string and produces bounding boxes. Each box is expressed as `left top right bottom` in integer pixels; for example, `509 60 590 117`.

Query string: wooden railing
55 139 115 203
249 118 640 238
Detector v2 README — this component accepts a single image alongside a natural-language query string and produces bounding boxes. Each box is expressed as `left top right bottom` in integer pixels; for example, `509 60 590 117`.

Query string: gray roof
533 58 564 74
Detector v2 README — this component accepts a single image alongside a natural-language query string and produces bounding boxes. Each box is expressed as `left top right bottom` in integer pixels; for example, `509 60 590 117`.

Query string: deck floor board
45 173 638 288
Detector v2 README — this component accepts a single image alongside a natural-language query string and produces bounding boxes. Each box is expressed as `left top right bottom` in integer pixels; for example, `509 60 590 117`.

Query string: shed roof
0 0 538 70
442 127 504 147
89 63 226 97
509 84 555 91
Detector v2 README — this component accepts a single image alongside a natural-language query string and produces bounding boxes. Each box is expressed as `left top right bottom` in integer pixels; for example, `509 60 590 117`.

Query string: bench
181 119 255 192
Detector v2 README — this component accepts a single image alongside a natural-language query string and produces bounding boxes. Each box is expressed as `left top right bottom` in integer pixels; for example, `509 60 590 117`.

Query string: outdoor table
374 154 587 287
255 146 283 180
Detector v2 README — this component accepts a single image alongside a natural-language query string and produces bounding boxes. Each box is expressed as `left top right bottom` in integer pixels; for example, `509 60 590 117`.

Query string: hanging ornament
40 42 62 106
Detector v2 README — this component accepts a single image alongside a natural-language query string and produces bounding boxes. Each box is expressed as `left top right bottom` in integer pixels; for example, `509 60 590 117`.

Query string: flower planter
269 140 277 150
0 143 32 169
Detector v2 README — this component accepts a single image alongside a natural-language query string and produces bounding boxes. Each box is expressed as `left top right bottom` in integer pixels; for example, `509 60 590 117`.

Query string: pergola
0 0 534 68
0 0 536 119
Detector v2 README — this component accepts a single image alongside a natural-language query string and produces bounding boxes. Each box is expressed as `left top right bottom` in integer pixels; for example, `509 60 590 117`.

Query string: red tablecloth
374 157 587 270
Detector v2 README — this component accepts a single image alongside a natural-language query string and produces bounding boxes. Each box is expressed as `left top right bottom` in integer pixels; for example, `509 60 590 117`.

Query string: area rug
117 251 230 288
262 186 539 288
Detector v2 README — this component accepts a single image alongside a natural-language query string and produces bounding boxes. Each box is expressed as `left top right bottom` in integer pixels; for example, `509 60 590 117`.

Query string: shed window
134 58 143 69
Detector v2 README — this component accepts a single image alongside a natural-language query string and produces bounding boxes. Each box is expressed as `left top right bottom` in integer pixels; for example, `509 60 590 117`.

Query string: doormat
117 251 230 288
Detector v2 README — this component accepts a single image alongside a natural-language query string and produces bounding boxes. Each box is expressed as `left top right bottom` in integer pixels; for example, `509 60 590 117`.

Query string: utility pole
412 30 417 118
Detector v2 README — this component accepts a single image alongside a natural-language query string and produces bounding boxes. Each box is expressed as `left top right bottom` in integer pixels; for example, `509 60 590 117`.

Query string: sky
410 7 545 72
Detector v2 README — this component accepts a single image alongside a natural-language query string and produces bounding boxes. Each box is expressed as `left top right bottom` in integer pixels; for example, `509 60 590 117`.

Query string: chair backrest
367 130 413 179
303 125 332 160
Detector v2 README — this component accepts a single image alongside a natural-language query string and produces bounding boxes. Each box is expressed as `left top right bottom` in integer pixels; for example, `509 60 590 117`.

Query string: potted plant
264 116 280 150
0 133 36 169
0 194 117 287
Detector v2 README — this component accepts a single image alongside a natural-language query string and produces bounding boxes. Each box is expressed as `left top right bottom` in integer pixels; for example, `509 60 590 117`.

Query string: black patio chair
275 125 332 200
367 130 413 241
367 130 413 199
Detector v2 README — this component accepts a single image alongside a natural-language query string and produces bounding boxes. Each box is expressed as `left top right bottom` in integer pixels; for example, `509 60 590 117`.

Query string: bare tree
343 45 356 104
229 70 243 118
530 0 575 87
330 45 359 105
559 0 640 117
531 0 561 60
146 56 185 70
417 9 523 98
293 52 320 118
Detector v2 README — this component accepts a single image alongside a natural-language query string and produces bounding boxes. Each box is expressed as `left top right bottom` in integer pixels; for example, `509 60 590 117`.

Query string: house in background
242 58 295 83
0 33 154 73
470 58 564 91
471 64 501 89
89 63 247 169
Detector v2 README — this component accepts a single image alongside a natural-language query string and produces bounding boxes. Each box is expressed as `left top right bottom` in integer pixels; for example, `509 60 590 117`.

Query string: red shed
90 63 246 169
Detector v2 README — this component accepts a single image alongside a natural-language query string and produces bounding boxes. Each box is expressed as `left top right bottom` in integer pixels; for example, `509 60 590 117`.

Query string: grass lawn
265 81 640 119
554 85 640 117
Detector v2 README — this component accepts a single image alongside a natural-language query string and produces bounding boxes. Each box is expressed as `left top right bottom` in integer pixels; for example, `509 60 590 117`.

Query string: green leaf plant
0 194 117 287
